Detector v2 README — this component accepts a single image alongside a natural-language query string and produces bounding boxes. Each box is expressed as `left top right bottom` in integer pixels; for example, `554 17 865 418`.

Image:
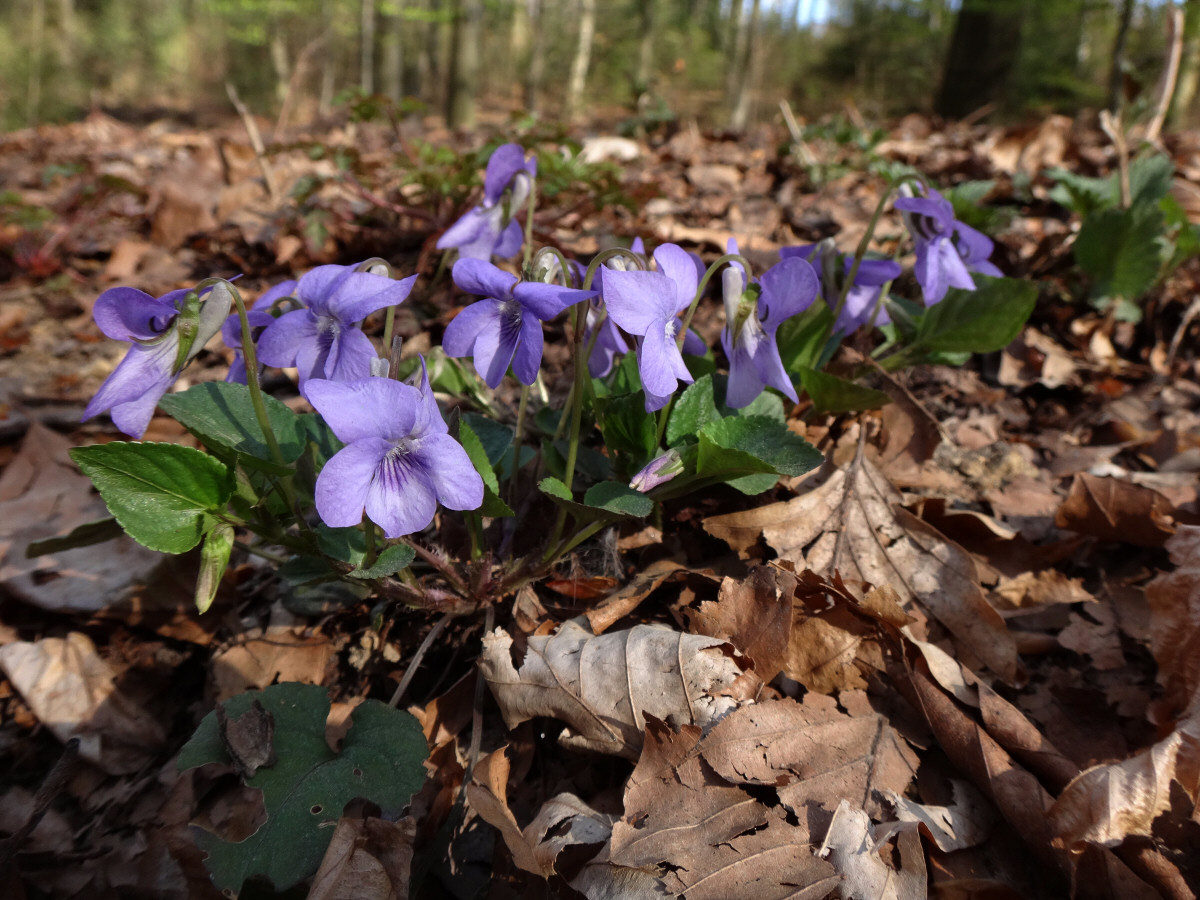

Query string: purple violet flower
255 263 417 391
436 144 536 261
782 243 902 333
721 240 818 408
82 282 232 438
222 279 296 384
894 185 1002 306
442 258 596 388
629 449 684 492
601 243 703 412
305 373 483 538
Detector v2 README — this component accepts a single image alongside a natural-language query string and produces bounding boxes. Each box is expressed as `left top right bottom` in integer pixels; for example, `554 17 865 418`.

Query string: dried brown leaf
705 456 1021 682
307 816 415 900
686 565 794 683
479 617 760 759
0 632 167 775
818 800 927 900
882 780 995 853
1055 473 1177 547
585 557 691 635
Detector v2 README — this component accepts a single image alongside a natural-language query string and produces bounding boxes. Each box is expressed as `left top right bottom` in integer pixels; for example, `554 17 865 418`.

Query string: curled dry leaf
306 816 415 900
1055 472 1178 547
0 631 167 774
1049 526 1200 852
818 800 927 900
705 455 1021 682
881 779 995 853
686 564 794 683
479 617 761 759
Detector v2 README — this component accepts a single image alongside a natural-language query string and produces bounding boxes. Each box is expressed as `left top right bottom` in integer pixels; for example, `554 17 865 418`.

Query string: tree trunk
383 0 406 101
361 0 376 93
524 0 545 112
26 0 45 125
564 0 596 122
1108 0 1137 111
935 0 1026 118
446 0 482 128
1173 0 1200 127
723 0 746 110
634 0 658 97
729 0 762 129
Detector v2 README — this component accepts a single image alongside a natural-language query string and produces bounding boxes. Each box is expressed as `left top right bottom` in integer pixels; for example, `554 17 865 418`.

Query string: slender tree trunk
935 0 1026 118
634 0 658 97
564 0 596 122
320 0 336 116
509 0 529 100
724 0 746 110
361 0 376 93
524 0 545 112
446 0 482 128
1108 0 1137 111
383 0 406 101
27 0 45 125
729 0 761 129
270 31 291 104
1173 0 1200 127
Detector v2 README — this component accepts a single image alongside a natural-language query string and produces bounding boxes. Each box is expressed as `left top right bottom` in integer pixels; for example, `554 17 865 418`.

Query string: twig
389 613 453 707
1166 294 1200 369
778 99 817 170
458 603 495 805
1099 109 1131 209
274 35 326 140
1145 4 1185 146
226 82 281 205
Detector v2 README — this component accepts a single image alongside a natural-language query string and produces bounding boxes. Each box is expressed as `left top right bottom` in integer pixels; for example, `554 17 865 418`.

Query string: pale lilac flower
601 243 700 411
894 185 1001 306
305 375 483 538
630 449 683 492
442 258 595 388
256 263 416 390
782 242 901 333
437 144 536 261
222 280 296 384
82 282 232 438
721 239 817 408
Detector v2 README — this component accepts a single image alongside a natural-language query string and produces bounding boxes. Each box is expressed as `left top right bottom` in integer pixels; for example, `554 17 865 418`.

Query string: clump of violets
305 369 483 539
721 239 818 408
783 241 902 334
442 258 596 388
82 282 232 438
600 243 703 411
437 143 536 261
894 184 1002 306
256 262 416 390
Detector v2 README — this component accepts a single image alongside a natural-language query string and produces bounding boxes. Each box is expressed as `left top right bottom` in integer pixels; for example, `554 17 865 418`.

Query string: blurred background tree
0 0 1185 132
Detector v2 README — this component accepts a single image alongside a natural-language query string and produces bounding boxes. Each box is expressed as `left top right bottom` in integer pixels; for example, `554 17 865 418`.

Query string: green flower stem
679 252 753 346
522 176 538 270
551 519 609 560
509 384 530 499
655 395 675 446
382 305 397 361
362 517 378 569
580 247 645 288
548 301 591 553
832 173 925 333
466 511 483 560
532 247 575 285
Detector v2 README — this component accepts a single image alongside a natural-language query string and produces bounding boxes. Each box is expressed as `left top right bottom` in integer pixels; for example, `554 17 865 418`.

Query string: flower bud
629 449 684 493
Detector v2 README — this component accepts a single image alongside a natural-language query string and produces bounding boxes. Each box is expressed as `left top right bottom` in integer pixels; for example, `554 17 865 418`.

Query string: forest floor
0 105 1199 899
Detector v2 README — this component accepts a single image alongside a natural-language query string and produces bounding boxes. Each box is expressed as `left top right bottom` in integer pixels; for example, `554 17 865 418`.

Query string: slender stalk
679 252 754 345
547 301 590 555
388 613 453 707
362 518 378 568
216 280 285 468
522 175 538 270
509 385 530 499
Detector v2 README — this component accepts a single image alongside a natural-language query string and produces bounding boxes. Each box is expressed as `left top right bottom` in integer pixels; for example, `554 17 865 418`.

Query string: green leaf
25 517 124 557
915 276 1037 353
158 382 307 465
797 367 891 413
594 392 657 469
538 477 653 522
349 543 416 579
667 375 721 445
1129 153 1176 207
1074 207 1163 310
696 416 823 494
69 442 233 553
315 524 367 566
196 523 234 614
457 421 512 517
462 413 514 467
776 302 837 372
177 683 427 894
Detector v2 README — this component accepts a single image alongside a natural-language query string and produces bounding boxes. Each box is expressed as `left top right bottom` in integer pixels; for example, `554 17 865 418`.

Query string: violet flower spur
255 263 417 391
436 143 536 261
720 242 818 408
305 376 483 539
222 279 296 384
600 243 700 412
82 282 232 438
442 258 596 388
782 243 901 333
894 185 1001 306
